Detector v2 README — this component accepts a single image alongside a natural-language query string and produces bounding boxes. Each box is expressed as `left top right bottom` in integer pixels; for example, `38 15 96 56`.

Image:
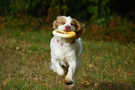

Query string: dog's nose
65 25 71 32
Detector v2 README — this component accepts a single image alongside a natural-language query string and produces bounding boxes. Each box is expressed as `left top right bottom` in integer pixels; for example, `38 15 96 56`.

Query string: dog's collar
55 37 75 46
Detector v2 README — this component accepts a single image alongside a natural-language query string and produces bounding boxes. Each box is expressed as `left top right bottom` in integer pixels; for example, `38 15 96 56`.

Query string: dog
50 16 83 86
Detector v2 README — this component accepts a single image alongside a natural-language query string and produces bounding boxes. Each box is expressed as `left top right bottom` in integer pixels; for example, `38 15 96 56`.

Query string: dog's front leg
50 59 64 76
65 60 76 86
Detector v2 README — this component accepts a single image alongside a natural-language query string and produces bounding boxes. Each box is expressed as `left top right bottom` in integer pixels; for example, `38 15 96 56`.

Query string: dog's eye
61 22 65 25
71 23 74 26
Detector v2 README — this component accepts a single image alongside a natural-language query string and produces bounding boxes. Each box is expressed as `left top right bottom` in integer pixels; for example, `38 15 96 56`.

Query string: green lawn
0 22 135 89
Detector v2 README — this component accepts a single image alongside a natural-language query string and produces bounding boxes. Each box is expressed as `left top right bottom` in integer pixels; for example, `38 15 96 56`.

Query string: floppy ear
73 19 84 39
53 16 63 29
53 20 57 29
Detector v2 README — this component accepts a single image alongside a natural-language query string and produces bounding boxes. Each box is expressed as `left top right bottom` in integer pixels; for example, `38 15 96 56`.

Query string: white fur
50 16 83 86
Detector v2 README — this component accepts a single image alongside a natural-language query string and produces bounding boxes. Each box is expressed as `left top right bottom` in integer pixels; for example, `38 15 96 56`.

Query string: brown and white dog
50 16 83 86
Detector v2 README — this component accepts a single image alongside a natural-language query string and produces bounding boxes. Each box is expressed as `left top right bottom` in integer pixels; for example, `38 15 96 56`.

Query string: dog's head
53 16 83 39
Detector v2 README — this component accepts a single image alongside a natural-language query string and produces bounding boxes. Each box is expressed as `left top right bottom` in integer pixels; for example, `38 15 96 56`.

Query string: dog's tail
78 38 82 44
78 38 83 55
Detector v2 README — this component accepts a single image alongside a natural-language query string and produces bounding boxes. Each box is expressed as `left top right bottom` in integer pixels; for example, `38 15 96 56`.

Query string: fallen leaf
94 83 99 87
2 80 8 86
45 83 49 87
16 46 19 50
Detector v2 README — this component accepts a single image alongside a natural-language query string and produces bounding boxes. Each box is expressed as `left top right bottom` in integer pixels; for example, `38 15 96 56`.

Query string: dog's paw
65 78 73 85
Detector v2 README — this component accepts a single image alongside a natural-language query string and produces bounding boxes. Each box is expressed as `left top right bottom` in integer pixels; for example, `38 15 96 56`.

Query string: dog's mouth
52 29 76 38
56 30 65 34
64 29 72 32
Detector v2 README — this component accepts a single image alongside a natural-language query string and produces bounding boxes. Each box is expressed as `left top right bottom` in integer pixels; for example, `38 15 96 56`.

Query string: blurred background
0 0 135 21
0 0 135 43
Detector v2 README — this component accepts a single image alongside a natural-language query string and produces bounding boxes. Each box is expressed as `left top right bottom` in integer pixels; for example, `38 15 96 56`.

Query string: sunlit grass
0 24 135 89
79 41 135 89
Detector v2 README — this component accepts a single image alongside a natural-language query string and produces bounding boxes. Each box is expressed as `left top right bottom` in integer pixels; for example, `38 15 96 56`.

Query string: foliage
84 16 135 43
1 0 135 25
0 16 135 43
86 0 111 26
0 0 113 24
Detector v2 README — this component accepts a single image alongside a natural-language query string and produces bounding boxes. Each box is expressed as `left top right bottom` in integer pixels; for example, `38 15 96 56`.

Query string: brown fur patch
70 20 76 28
72 19 84 39
53 16 66 29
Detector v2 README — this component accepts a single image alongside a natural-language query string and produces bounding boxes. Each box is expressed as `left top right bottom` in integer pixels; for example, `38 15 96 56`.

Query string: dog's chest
57 43 73 56
51 37 77 64
54 45 73 65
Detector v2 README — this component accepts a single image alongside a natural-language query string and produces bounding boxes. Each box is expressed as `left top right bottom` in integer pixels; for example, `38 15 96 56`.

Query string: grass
0 17 135 89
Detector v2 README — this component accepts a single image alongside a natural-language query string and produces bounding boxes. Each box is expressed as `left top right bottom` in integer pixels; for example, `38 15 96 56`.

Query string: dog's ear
53 16 63 29
53 20 58 29
73 19 84 39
